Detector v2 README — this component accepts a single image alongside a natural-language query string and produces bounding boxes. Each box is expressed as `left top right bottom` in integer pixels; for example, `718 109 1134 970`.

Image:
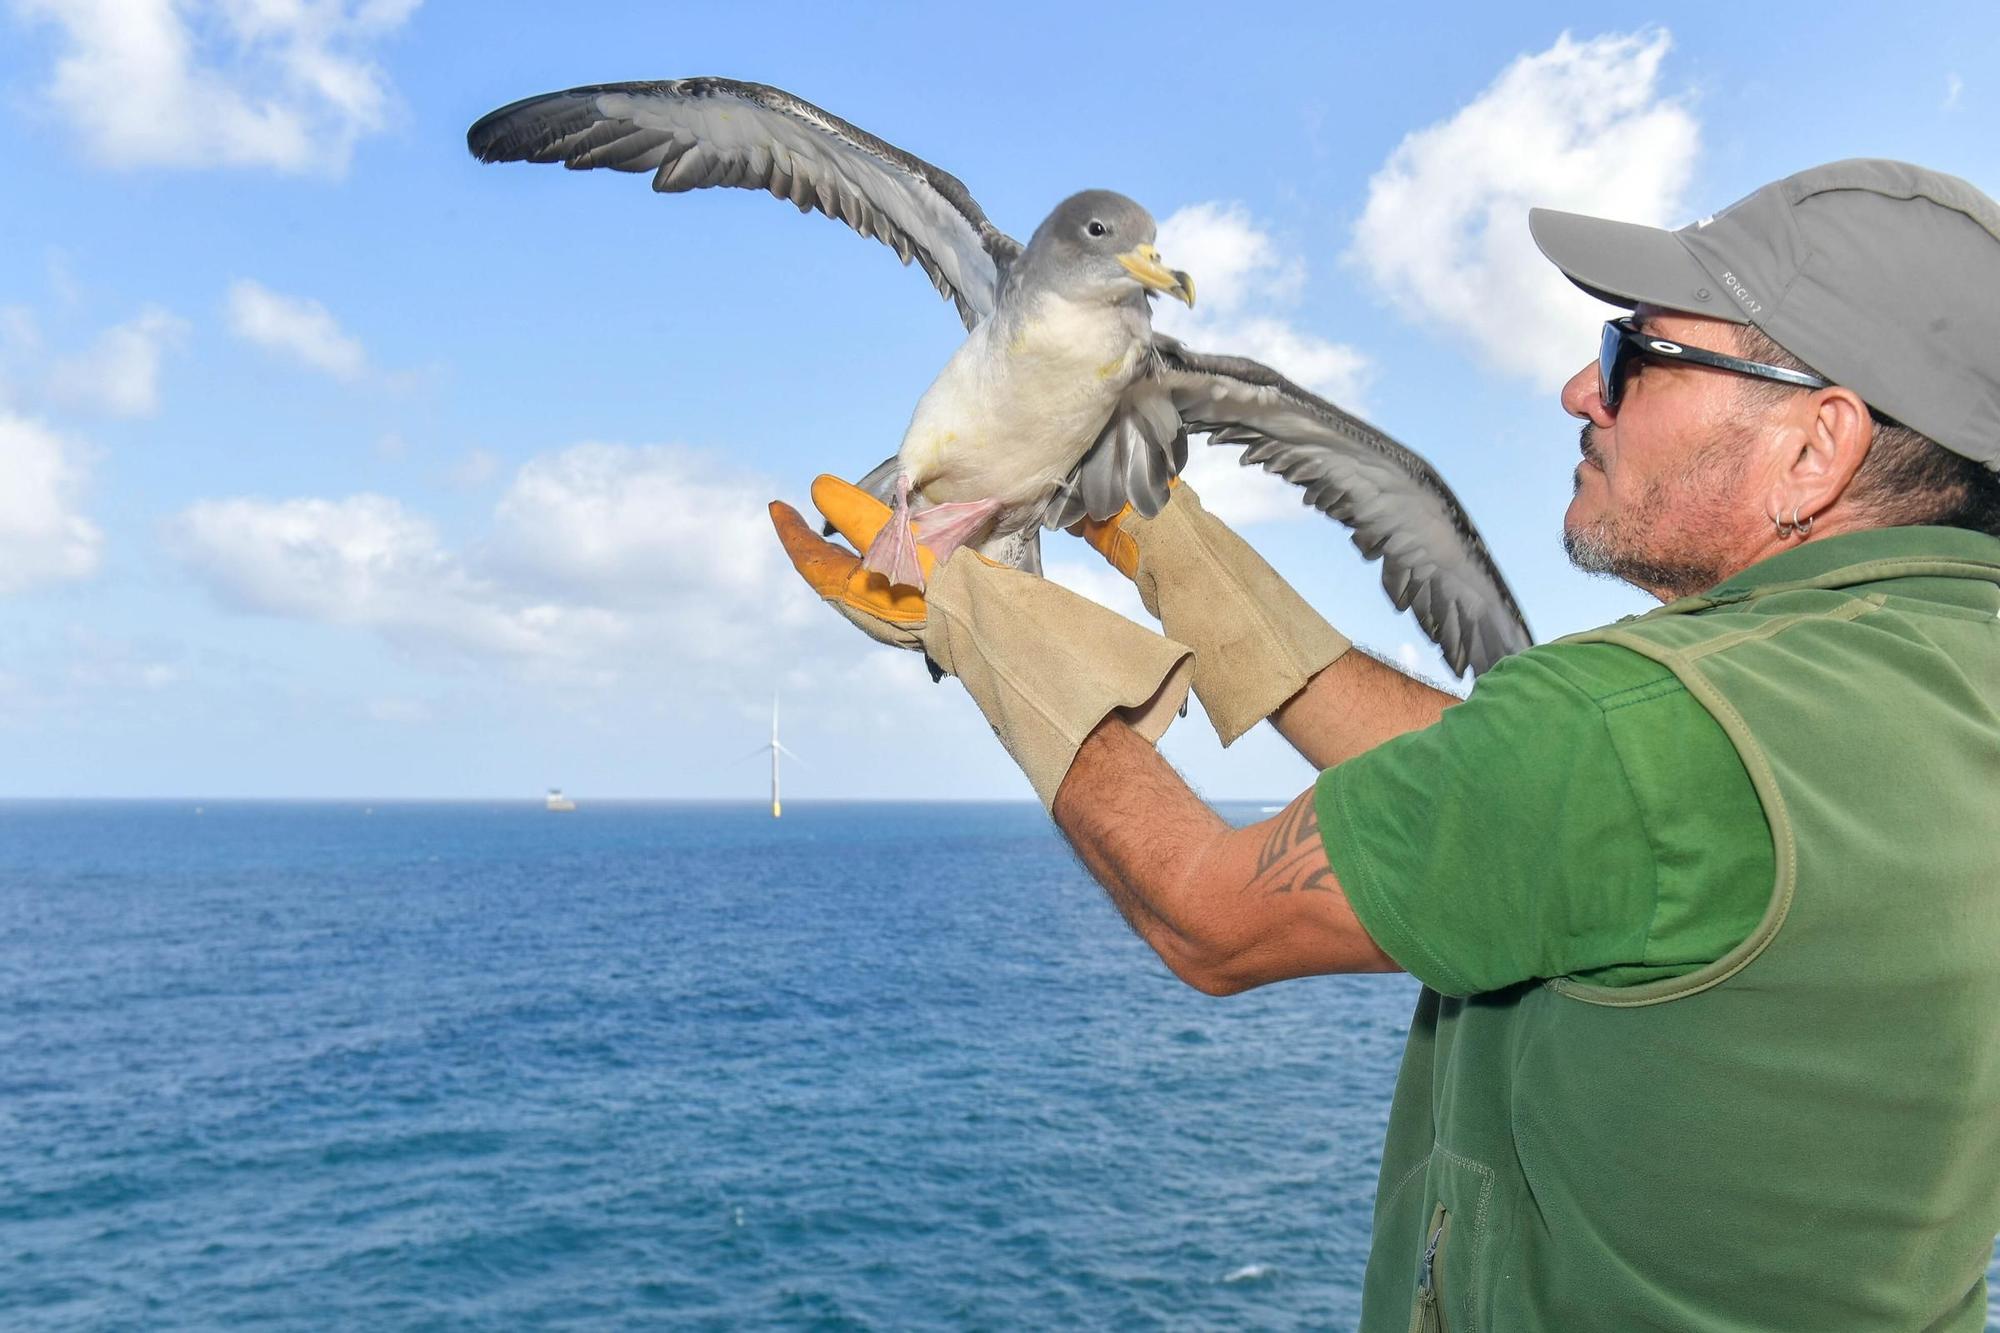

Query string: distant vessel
545 788 576 812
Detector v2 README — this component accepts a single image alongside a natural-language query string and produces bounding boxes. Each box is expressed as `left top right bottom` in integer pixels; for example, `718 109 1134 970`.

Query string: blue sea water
2 801 1994 1331
0 801 1413 1330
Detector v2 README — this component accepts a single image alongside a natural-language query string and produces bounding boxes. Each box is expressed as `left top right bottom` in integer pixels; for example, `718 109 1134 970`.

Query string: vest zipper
1408 1202 1450 1333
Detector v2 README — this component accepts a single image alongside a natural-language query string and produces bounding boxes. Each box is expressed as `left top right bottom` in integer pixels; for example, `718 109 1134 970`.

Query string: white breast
897 294 1150 522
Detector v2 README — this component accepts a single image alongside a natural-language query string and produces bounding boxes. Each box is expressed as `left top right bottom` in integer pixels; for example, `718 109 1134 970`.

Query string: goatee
1562 423 1743 601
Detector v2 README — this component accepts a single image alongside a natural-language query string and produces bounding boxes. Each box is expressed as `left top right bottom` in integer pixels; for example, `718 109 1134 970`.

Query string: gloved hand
1072 482 1351 746
772 475 1196 808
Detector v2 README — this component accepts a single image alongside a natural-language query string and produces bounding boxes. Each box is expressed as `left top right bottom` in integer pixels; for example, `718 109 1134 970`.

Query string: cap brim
1529 208 1747 324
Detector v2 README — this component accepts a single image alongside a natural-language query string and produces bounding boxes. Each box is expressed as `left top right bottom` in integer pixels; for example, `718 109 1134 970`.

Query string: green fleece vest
1360 528 2000 1332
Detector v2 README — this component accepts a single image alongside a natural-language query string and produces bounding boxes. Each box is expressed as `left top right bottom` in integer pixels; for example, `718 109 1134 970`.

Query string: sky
1 1 1995 801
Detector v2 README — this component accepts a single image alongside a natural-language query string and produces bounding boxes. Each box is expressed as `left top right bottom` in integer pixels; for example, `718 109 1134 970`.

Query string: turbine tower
766 693 801 817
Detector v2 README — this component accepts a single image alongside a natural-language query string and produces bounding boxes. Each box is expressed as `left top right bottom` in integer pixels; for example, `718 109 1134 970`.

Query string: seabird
467 78 1533 675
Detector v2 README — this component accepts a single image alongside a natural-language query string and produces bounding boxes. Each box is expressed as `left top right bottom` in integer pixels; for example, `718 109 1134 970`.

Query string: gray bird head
1018 190 1196 308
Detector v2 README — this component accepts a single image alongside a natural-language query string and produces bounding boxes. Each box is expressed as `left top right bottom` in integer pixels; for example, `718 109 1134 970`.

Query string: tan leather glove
1073 483 1350 746
773 475 1195 808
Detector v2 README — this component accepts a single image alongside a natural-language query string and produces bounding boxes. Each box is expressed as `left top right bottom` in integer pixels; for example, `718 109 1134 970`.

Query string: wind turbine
762 694 802 818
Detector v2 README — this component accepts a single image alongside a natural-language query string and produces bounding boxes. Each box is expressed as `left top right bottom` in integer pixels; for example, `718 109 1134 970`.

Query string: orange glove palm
770 475 943 647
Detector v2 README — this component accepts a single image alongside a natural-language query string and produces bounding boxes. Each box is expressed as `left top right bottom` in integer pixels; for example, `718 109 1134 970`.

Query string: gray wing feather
851 453 903 505
467 78 1023 330
1041 359 1188 530
1156 336 1532 676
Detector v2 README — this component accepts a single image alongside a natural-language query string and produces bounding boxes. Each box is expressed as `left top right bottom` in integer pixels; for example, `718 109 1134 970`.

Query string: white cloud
0 412 103 595
226 279 366 378
1155 202 1370 404
12 0 418 175
1350 28 1699 389
1 304 187 419
1944 73 1963 111
485 443 783 607
172 492 449 621
49 305 188 417
169 441 846 700
1152 202 1373 526
1157 202 1304 317
168 491 626 663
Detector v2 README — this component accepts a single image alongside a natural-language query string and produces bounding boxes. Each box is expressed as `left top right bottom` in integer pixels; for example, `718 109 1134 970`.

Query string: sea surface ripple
2 801 1993 1330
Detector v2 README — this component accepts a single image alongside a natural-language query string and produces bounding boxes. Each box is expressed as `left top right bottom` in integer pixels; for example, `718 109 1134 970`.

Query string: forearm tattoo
1252 790 1338 895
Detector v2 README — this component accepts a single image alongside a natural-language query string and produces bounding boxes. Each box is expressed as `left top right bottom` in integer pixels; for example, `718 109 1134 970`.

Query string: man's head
1530 159 2000 599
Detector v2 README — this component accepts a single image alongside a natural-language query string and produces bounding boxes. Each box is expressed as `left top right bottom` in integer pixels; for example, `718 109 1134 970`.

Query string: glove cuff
1126 485 1351 747
924 554 1194 809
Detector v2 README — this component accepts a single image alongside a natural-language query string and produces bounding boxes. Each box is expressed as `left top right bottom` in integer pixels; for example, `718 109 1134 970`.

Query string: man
771 159 2000 1329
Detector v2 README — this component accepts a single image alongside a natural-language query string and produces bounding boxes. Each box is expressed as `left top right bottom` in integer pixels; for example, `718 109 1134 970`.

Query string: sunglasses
1597 317 1832 412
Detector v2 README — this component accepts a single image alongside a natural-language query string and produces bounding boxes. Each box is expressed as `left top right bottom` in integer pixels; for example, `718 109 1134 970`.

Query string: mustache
1578 424 1604 468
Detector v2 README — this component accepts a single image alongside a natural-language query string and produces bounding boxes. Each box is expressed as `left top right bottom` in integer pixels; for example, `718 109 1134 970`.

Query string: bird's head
1024 190 1195 308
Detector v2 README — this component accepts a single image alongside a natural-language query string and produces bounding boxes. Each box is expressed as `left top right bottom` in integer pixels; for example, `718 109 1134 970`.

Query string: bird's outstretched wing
467 78 1022 330
1156 336 1532 677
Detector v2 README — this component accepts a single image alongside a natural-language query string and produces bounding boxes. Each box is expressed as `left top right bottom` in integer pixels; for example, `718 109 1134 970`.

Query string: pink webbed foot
857 478 1004 591
909 497 1003 570
859 475 929 590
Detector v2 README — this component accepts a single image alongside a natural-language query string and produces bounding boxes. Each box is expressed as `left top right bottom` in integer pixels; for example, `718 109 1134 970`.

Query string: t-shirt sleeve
1314 648 1751 996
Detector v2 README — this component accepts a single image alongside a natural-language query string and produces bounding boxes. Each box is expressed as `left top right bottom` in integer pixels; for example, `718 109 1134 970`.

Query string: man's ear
1773 386 1874 524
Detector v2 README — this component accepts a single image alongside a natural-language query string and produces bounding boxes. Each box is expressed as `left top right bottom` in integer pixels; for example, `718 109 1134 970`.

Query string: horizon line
0 795 1294 806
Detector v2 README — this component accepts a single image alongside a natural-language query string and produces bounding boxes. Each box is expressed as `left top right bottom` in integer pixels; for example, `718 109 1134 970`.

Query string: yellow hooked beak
1117 244 1196 307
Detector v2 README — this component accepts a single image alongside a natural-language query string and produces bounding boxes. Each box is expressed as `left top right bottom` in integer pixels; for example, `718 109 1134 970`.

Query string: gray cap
1530 159 2000 468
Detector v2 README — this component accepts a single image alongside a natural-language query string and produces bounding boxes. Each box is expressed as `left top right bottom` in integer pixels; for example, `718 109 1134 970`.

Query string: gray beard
1562 424 1738 601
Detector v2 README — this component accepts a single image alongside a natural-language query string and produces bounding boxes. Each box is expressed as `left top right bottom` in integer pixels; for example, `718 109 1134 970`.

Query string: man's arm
1052 715 1400 995
1266 649 1461 770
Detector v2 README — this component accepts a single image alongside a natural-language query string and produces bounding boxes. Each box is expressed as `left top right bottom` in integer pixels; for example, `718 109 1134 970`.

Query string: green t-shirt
1314 641 1774 994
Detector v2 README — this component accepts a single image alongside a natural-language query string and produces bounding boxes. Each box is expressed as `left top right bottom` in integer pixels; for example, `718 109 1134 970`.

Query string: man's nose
1561 361 1613 427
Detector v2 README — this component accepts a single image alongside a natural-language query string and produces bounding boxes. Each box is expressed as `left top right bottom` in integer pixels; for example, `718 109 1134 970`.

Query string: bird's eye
1087 220 1107 238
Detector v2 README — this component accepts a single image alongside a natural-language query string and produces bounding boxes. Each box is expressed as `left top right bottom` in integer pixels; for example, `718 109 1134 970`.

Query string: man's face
1559 307 1771 600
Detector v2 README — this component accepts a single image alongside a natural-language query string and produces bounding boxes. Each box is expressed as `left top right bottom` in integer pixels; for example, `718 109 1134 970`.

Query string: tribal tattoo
1250 790 1339 896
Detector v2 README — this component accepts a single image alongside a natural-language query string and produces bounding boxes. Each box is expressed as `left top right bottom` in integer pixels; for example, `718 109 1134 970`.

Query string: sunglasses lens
1598 321 1627 411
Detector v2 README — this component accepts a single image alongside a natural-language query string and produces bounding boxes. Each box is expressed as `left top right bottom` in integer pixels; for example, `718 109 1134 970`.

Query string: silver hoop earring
1789 503 1813 539
1771 509 1794 538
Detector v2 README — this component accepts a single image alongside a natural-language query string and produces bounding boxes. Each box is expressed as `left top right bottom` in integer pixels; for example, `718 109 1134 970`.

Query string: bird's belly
920 391 1102 497
899 308 1146 512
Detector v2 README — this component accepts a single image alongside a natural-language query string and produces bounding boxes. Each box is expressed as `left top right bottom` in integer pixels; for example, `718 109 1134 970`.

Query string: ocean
1 801 1993 1331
